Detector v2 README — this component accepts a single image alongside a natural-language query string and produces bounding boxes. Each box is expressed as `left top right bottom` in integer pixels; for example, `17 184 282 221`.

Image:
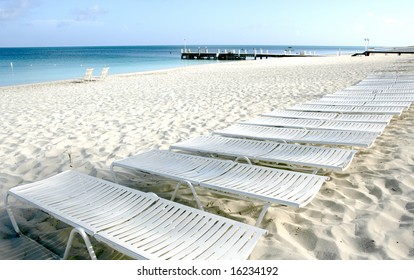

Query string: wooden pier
181 48 317 60
352 47 414 57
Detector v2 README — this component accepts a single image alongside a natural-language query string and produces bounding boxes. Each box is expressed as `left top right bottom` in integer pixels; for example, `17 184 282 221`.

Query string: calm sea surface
0 45 363 87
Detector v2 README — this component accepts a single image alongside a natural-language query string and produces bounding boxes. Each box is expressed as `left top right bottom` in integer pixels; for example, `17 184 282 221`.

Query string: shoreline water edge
1 55 414 260
0 45 365 87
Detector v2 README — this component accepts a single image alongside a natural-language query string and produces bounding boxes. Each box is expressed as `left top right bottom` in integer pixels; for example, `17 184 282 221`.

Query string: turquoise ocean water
0 45 363 87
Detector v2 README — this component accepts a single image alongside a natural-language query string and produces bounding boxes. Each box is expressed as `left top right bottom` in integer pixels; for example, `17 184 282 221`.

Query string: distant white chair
82 68 94 82
93 67 109 81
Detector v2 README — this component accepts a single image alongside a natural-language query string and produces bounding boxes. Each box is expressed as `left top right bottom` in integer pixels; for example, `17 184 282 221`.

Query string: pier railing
181 48 318 60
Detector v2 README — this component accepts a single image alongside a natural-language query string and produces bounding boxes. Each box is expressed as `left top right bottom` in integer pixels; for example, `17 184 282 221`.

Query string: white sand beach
1 55 413 260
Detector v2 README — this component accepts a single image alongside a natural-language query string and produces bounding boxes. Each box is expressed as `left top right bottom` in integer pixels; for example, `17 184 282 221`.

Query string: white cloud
365 11 374 18
27 4 107 28
30 18 104 29
30 18 75 28
73 4 107 22
353 23 366 36
382 17 404 27
121 24 129 32
0 0 35 21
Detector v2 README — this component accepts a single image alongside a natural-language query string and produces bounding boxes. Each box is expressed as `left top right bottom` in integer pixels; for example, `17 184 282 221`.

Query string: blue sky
1 0 413 47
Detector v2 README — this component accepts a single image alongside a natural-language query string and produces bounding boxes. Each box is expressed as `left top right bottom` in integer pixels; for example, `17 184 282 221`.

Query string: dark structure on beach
352 47 414 56
181 48 317 60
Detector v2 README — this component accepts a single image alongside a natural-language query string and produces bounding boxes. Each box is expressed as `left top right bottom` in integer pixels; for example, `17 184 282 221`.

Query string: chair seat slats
8 171 266 260
214 124 378 147
112 150 328 208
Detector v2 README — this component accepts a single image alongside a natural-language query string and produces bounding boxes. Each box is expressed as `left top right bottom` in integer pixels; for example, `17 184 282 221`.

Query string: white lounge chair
364 101 411 108
262 109 393 124
347 84 414 90
356 80 397 84
241 116 387 134
332 113 393 124
82 68 94 82
324 93 414 101
306 99 411 108
320 96 414 102
170 135 357 172
5 171 266 260
263 109 337 120
306 100 366 106
93 67 109 81
287 104 405 115
214 124 379 148
355 81 414 86
339 89 414 94
111 150 329 226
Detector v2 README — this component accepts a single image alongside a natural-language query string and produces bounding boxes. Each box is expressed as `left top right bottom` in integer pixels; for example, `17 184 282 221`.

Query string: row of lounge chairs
5 68 413 260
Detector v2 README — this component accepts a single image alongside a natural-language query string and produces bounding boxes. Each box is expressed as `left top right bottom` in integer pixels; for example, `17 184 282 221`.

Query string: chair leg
255 203 271 227
185 181 204 211
171 181 182 202
6 193 97 260
110 164 119 184
235 156 252 165
64 227 97 260
4 193 21 235
171 181 204 211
